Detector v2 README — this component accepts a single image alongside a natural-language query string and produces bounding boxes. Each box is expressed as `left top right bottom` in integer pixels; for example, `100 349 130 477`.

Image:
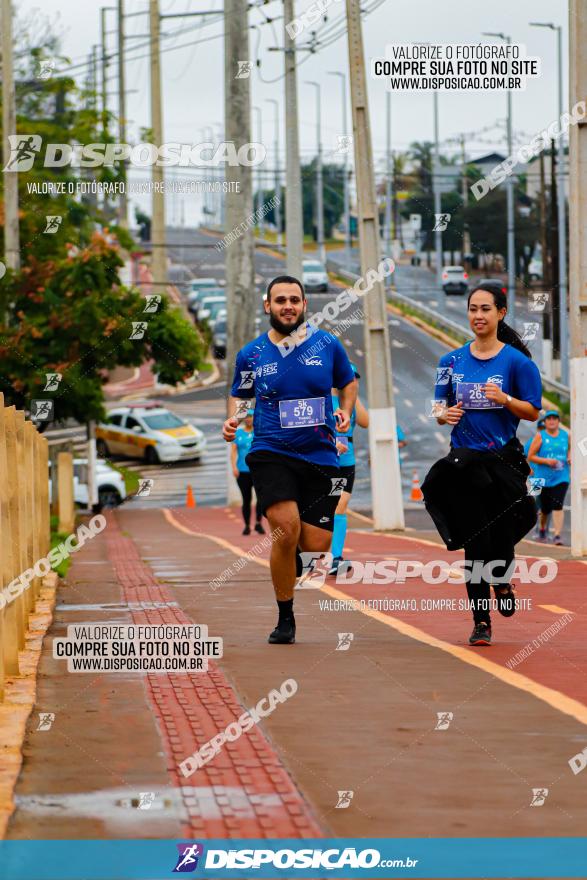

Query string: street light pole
433 91 442 284
266 98 283 246
283 0 304 276
384 91 392 257
306 81 326 265
329 71 351 270
149 0 166 289
253 106 265 239
530 21 569 384
484 31 516 323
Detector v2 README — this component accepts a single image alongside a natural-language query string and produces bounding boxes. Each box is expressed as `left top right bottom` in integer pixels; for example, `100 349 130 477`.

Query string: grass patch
50 514 71 578
101 461 140 495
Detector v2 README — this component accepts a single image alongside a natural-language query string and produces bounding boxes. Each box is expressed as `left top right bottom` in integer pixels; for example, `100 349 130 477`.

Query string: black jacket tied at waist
421 437 537 551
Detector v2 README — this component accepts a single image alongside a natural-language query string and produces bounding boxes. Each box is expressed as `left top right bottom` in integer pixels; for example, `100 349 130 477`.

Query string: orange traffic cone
185 484 196 508
410 470 423 502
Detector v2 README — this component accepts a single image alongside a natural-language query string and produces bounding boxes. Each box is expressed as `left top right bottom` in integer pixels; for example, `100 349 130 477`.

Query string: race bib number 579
279 397 325 428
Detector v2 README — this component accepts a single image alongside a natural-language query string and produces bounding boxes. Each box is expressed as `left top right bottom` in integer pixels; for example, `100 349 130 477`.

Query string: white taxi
96 403 207 464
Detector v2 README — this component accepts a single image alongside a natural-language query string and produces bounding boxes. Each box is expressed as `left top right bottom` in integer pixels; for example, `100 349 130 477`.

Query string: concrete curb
0 573 58 839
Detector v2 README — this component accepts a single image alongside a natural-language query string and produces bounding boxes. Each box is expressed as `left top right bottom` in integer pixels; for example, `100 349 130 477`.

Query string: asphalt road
113 225 566 542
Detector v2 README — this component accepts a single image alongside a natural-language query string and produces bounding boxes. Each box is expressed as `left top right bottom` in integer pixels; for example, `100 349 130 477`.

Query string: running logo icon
336 633 354 651
335 791 354 809
435 366 452 386
329 477 347 496
435 712 454 731
37 712 55 731
3 134 42 171
433 213 451 232
173 843 204 872
238 370 255 390
530 788 549 806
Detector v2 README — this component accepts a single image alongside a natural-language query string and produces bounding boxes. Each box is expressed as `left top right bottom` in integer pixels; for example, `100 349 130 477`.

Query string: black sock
277 598 294 623
295 548 303 577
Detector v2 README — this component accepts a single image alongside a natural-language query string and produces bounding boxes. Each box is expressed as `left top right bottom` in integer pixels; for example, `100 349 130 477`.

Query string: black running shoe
469 622 492 646
268 618 296 644
492 583 516 617
254 522 266 534
242 525 251 535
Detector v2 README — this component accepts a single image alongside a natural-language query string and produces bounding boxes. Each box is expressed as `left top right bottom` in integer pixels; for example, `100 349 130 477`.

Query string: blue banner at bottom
0 838 585 879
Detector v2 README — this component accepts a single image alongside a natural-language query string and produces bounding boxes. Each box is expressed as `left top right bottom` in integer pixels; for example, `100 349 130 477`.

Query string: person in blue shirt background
329 363 369 575
524 417 545 535
426 280 542 647
231 409 265 536
528 410 570 545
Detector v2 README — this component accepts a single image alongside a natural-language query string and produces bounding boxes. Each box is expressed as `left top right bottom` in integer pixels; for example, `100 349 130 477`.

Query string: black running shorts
338 464 355 494
540 481 569 515
246 450 347 532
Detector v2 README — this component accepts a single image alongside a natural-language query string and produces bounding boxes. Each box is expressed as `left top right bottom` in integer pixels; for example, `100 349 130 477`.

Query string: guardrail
326 261 570 403
0 395 51 701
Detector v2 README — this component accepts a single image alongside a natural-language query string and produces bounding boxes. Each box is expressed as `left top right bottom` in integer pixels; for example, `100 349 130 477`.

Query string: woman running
422 281 542 647
528 410 570 545
231 410 265 535
329 363 369 575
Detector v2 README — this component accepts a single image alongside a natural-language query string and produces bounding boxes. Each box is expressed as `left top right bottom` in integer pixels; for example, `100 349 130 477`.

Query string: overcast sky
18 0 569 223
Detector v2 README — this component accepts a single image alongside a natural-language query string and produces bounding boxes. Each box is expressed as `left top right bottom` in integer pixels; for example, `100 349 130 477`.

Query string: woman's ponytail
468 281 533 358
496 318 532 358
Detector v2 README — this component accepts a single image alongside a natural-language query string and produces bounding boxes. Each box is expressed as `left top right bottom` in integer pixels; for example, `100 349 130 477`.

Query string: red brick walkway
104 515 323 839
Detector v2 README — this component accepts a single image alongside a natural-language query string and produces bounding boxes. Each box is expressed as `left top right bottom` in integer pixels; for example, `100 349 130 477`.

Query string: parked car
528 258 543 281
197 295 226 324
441 265 469 295
49 458 127 509
96 403 206 464
212 312 227 359
302 260 329 292
188 286 224 314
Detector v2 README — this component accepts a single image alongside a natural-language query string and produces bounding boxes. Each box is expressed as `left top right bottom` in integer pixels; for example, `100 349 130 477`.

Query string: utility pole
253 107 265 239
460 134 471 266
306 81 325 264
568 0 587 556
432 91 442 284
328 71 351 270
530 21 569 384
100 8 109 136
225 0 255 504
283 0 304 277
345 0 404 530
266 98 283 246
384 91 392 259
539 151 553 378
117 0 128 227
550 141 561 367
149 0 166 289
1 0 20 270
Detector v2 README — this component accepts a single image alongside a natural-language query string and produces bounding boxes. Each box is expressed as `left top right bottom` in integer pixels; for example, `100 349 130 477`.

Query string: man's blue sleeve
230 349 256 398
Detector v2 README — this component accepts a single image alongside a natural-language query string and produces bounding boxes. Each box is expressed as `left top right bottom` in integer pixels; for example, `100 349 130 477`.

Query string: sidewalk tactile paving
104 513 323 838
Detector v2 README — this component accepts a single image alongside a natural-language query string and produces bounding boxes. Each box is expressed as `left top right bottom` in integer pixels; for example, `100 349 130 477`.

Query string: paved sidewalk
5 506 587 840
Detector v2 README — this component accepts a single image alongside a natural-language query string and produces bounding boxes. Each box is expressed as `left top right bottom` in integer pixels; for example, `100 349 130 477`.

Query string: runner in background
329 363 369 576
527 410 570 545
397 425 408 449
525 417 546 539
231 410 265 536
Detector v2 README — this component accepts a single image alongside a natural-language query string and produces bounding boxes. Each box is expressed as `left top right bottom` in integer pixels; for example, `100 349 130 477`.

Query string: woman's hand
232 467 239 478
336 440 348 455
483 383 507 405
443 401 465 425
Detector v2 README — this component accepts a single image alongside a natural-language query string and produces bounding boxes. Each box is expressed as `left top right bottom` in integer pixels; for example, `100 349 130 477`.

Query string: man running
222 275 357 644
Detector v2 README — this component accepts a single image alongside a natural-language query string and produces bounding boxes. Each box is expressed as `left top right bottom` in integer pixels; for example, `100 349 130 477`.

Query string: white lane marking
404 399 413 408
392 339 405 348
355 348 363 356
434 431 445 444
418 414 428 425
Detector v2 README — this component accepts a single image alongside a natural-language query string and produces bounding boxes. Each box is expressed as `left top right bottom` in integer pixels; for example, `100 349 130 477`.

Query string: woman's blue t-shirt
234 426 254 472
434 342 542 451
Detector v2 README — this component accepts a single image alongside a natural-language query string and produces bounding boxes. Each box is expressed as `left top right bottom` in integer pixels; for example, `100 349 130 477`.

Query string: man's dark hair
266 275 305 301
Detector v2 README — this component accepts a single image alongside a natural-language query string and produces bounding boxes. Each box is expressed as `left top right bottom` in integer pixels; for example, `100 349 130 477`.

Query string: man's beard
269 310 306 336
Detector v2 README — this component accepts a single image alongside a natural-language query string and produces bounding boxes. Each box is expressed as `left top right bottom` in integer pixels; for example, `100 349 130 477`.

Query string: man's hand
334 408 351 433
483 383 507 405
222 416 238 442
444 401 465 425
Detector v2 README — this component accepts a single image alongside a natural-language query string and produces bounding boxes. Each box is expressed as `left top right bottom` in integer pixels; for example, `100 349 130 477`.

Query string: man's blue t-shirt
434 342 542 451
231 326 355 467
233 426 254 472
